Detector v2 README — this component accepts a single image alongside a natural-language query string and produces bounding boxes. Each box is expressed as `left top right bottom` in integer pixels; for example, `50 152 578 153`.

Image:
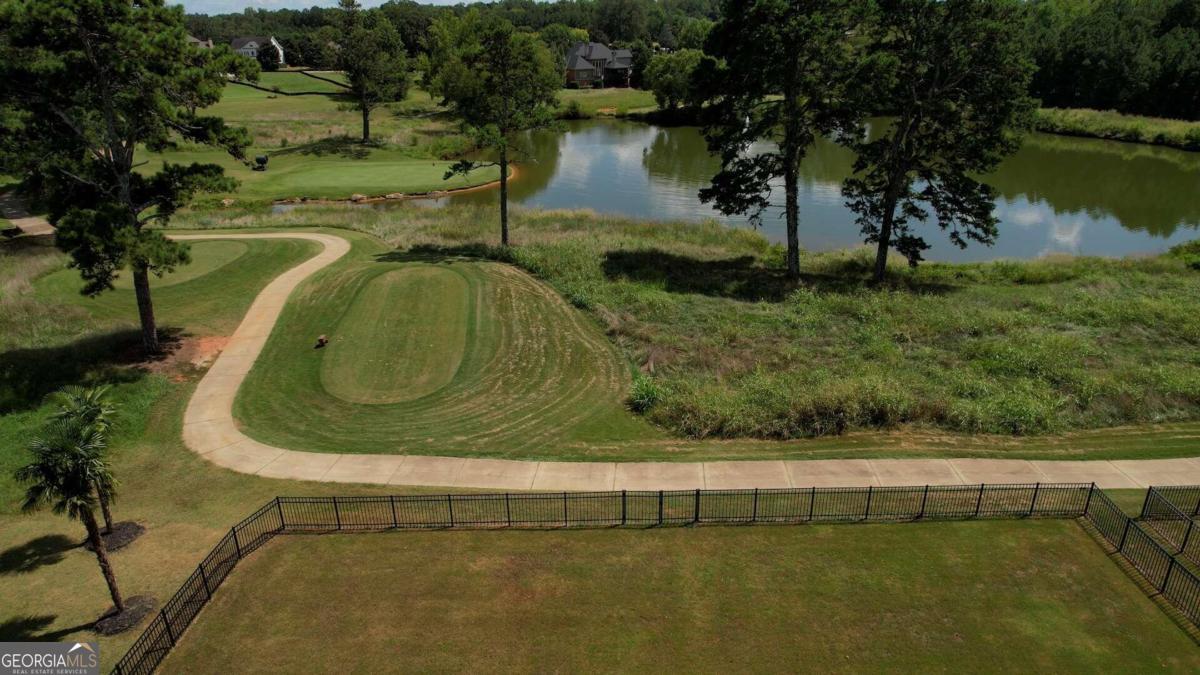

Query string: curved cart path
177 232 1200 490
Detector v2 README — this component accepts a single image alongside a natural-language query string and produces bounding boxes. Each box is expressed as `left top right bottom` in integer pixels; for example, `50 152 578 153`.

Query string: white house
230 36 285 66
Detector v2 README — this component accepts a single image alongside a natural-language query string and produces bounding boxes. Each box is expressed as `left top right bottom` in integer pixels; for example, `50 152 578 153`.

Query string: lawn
169 206 1200 459
138 145 499 205
559 87 657 116
161 521 1200 672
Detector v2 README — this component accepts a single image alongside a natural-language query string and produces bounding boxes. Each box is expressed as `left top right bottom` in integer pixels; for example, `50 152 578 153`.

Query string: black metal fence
1145 486 1200 517
1085 488 1200 626
111 482 1192 675
1139 486 1200 566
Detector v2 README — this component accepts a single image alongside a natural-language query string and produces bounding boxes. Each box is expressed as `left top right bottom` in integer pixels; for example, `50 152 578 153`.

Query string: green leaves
841 0 1036 273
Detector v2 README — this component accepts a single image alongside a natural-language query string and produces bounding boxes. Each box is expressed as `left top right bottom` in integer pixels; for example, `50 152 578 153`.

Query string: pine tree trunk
83 508 125 613
97 483 114 535
131 262 160 354
361 104 370 143
499 146 509 247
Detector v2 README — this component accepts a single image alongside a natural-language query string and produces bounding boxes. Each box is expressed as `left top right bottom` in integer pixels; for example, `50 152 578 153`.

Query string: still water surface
402 120 1200 261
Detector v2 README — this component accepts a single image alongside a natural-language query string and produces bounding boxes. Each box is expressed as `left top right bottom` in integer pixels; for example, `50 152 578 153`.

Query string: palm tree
15 420 125 613
49 385 118 534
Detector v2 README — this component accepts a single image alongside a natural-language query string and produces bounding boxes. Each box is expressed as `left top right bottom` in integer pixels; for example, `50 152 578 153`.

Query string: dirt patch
139 335 228 380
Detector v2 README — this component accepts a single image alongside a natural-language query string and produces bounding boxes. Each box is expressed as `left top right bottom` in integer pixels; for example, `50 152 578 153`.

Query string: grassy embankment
162 522 1200 672
173 205 1200 457
1034 108 1200 151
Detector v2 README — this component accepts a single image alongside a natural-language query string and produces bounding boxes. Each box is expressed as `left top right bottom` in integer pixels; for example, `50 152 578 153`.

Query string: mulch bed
94 595 157 636
84 521 145 553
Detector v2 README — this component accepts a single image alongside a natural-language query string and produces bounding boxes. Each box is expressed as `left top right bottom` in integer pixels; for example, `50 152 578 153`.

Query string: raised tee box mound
112 483 1200 675
320 266 470 404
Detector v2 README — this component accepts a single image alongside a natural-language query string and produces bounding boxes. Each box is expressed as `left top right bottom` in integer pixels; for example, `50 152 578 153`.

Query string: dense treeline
1025 0 1200 120
186 0 1200 121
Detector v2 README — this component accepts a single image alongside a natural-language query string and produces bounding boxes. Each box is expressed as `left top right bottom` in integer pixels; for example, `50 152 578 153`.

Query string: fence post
974 484 985 518
809 486 816 522
199 564 211 599
918 485 929 520
621 490 627 526
231 527 242 559
160 610 176 646
276 496 285 531
752 488 759 523
693 489 701 524
1118 518 1132 552
1161 557 1176 593
390 495 398 528
1029 482 1041 517
505 493 512 527
333 497 342 530
1140 487 1154 519
1083 483 1095 516
657 490 664 525
863 485 873 522
563 492 569 527
447 494 455 527
1180 519 1195 555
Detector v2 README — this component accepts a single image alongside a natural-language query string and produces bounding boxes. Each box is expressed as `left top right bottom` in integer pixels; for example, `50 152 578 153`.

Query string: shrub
629 371 664 413
1167 240 1200 270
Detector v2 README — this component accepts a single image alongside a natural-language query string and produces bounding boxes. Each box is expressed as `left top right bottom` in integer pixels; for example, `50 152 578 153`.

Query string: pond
361 119 1200 261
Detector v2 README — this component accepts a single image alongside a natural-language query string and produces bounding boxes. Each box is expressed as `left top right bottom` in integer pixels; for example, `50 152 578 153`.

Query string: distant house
231 36 285 66
186 35 214 50
564 42 633 88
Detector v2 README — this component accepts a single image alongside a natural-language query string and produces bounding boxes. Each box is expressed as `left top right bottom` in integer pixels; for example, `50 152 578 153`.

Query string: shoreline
268 164 519 207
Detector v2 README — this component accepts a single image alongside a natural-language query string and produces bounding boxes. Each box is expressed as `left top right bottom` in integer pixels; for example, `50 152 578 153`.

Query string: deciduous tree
0 0 255 354
841 0 1035 281
433 18 560 246
644 49 703 110
694 0 865 279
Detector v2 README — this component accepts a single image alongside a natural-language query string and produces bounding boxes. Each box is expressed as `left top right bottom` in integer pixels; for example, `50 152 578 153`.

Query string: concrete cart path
0 191 55 237
176 232 1200 491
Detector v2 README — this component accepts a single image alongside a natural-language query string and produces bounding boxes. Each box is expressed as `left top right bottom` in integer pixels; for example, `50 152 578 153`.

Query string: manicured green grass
1036 108 1200 152
559 87 657 116
230 228 660 457
138 145 498 205
321 266 469 404
170 206 1200 458
162 522 1200 672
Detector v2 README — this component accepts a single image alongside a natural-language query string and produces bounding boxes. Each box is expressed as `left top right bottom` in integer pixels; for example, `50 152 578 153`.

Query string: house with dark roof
564 42 633 88
187 35 214 50
231 36 285 66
